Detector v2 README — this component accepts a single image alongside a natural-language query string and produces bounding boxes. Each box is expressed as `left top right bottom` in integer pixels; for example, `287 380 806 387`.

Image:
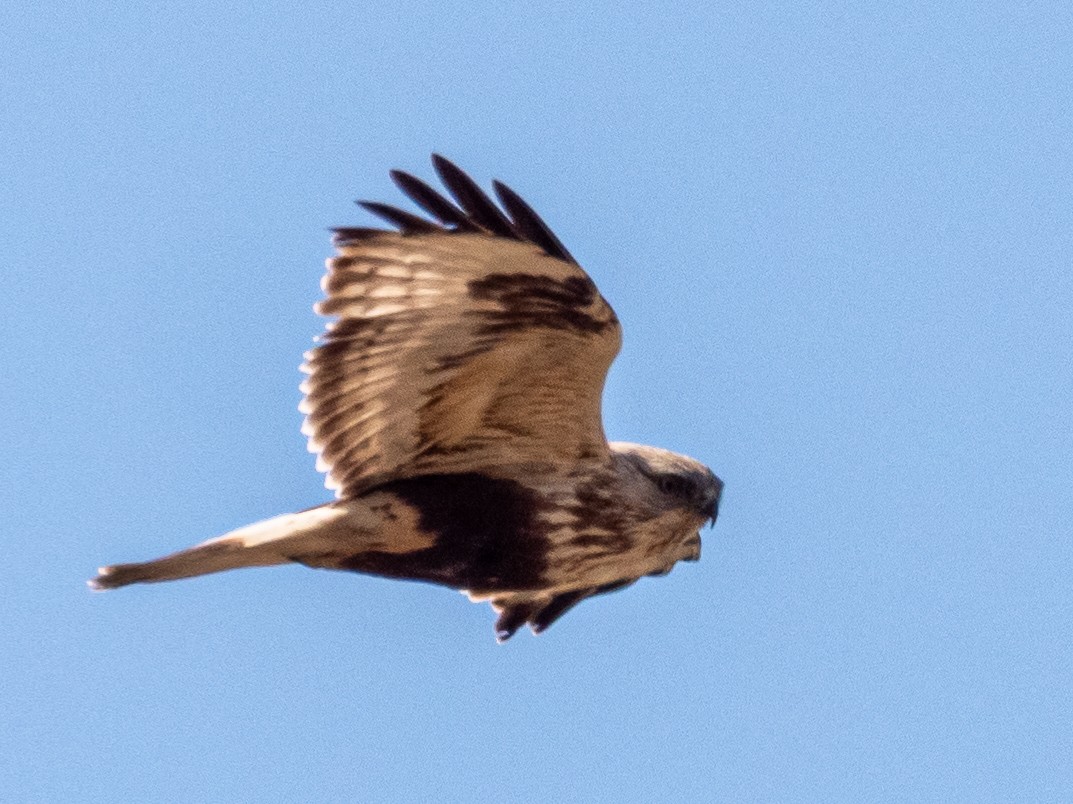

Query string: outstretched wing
301 156 622 497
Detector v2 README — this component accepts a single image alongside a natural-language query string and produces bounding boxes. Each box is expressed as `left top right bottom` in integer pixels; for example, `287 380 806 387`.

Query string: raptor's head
610 441 723 567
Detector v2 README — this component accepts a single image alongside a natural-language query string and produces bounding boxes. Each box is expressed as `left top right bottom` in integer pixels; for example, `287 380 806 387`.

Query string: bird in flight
90 155 723 642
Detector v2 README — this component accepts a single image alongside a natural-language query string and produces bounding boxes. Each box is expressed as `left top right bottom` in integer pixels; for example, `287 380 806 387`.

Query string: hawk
90 155 724 642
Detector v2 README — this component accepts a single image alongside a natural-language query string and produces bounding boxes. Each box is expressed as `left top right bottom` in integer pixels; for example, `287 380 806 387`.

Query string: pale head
609 441 723 568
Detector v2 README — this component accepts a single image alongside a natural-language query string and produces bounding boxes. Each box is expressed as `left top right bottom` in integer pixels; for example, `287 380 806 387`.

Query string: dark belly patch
339 473 549 594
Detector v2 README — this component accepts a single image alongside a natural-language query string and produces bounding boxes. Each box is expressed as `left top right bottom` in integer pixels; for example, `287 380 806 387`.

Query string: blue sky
4 2 1071 801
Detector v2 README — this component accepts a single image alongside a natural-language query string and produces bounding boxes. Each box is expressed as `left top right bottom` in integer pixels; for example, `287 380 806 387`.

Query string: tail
89 505 353 590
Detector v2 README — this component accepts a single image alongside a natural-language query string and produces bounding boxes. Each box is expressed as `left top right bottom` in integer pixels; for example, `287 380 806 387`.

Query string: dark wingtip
331 227 388 246
389 168 474 230
356 200 442 233
493 179 576 264
341 156 575 262
431 155 518 239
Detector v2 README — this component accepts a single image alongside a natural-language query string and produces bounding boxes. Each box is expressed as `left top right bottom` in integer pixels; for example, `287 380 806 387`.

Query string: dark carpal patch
468 273 611 335
340 473 549 594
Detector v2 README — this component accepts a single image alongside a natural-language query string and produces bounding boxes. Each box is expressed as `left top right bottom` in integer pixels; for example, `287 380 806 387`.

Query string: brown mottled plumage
89 155 723 642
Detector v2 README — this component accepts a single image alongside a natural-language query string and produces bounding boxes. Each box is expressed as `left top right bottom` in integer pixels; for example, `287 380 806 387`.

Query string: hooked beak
701 476 723 528
702 497 719 528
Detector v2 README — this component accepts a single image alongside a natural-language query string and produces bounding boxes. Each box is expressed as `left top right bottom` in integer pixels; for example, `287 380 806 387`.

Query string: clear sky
4 2 1071 801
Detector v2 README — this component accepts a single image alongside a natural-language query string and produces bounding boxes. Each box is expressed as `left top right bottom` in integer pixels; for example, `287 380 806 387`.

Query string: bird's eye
656 474 692 499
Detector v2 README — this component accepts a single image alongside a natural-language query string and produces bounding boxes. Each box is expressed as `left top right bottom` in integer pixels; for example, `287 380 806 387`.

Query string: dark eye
656 474 693 499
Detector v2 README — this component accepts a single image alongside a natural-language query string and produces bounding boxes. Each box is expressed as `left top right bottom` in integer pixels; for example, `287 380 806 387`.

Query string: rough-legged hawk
90 155 723 642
